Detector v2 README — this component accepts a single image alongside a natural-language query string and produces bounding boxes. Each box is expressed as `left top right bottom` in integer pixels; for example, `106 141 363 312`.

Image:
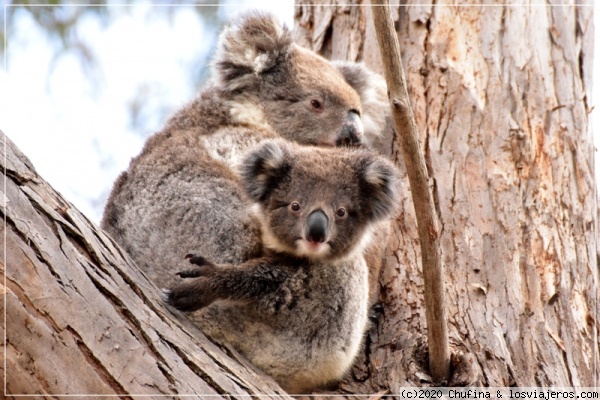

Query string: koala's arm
164 256 299 312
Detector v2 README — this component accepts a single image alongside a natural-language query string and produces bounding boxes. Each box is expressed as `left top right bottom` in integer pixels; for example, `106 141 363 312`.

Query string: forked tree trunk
0 132 290 398
296 0 598 391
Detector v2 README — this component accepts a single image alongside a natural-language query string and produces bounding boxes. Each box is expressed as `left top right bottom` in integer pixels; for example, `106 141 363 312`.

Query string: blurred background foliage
2 0 230 133
1 1 293 221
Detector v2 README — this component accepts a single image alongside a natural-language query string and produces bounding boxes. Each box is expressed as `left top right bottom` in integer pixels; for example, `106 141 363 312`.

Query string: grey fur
101 10 391 291
332 61 390 149
101 10 395 392
165 141 400 393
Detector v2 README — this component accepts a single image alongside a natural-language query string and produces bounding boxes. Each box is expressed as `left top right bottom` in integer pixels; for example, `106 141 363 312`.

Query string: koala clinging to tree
164 140 400 393
101 11 391 301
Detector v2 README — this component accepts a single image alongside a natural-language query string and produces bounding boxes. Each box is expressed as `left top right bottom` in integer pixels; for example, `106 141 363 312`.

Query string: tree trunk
0 131 291 398
296 0 598 392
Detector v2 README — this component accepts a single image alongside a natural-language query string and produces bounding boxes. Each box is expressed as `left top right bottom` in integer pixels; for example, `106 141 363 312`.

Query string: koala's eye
290 202 301 212
336 207 347 218
310 99 323 112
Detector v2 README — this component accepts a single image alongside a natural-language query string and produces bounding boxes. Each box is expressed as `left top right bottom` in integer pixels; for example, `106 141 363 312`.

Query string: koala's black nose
336 111 363 147
306 210 328 243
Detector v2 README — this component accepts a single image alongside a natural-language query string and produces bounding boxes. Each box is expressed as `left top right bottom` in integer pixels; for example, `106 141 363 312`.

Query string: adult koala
102 11 390 297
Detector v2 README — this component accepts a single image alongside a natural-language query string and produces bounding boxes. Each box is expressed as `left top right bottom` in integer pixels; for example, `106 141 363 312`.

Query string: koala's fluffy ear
357 155 400 221
241 140 293 202
213 11 293 91
333 62 391 147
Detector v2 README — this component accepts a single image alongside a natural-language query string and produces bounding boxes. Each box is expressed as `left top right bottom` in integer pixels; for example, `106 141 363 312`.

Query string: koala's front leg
163 257 297 312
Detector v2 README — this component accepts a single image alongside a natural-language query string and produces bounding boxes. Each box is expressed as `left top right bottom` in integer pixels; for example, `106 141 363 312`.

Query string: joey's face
259 190 368 260
243 141 400 263
260 45 364 148
255 160 371 261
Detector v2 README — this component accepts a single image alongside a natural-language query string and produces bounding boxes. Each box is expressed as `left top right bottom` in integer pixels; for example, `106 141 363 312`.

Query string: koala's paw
176 254 218 278
185 253 217 267
162 280 214 312
368 302 384 323
160 288 172 304
176 268 214 278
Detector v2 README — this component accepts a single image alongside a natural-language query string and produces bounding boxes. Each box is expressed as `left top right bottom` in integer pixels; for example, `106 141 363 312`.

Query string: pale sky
1 3 598 224
1 2 295 222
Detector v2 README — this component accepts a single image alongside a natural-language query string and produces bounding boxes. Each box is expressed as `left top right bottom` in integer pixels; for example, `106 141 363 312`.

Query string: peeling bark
1 132 291 398
297 0 598 394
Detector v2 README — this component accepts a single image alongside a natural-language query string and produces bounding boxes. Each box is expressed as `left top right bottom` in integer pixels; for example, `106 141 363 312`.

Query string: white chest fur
200 127 267 171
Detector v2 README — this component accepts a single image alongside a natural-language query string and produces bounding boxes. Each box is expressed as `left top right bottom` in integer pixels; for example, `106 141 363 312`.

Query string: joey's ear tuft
333 61 390 147
213 11 293 91
357 154 400 221
241 139 293 202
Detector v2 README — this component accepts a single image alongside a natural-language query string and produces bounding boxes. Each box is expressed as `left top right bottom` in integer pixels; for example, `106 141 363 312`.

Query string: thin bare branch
369 0 451 383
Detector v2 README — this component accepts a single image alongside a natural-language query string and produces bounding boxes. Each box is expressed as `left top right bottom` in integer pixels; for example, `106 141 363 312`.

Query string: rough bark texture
1 131 291 397
296 0 598 393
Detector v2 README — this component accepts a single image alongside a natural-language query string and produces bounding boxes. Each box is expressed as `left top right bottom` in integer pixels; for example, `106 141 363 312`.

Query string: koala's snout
306 210 328 243
336 111 363 147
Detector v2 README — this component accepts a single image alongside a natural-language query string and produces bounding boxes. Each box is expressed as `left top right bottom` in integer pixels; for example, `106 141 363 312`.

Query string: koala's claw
160 288 172 304
163 282 213 312
177 254 218 278
368 302 384 323
176 255 219 278
176 268 206 278
185 253 217 267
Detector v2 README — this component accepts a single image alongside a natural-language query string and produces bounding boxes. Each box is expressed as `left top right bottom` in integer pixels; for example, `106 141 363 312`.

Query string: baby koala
164 140 400 393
